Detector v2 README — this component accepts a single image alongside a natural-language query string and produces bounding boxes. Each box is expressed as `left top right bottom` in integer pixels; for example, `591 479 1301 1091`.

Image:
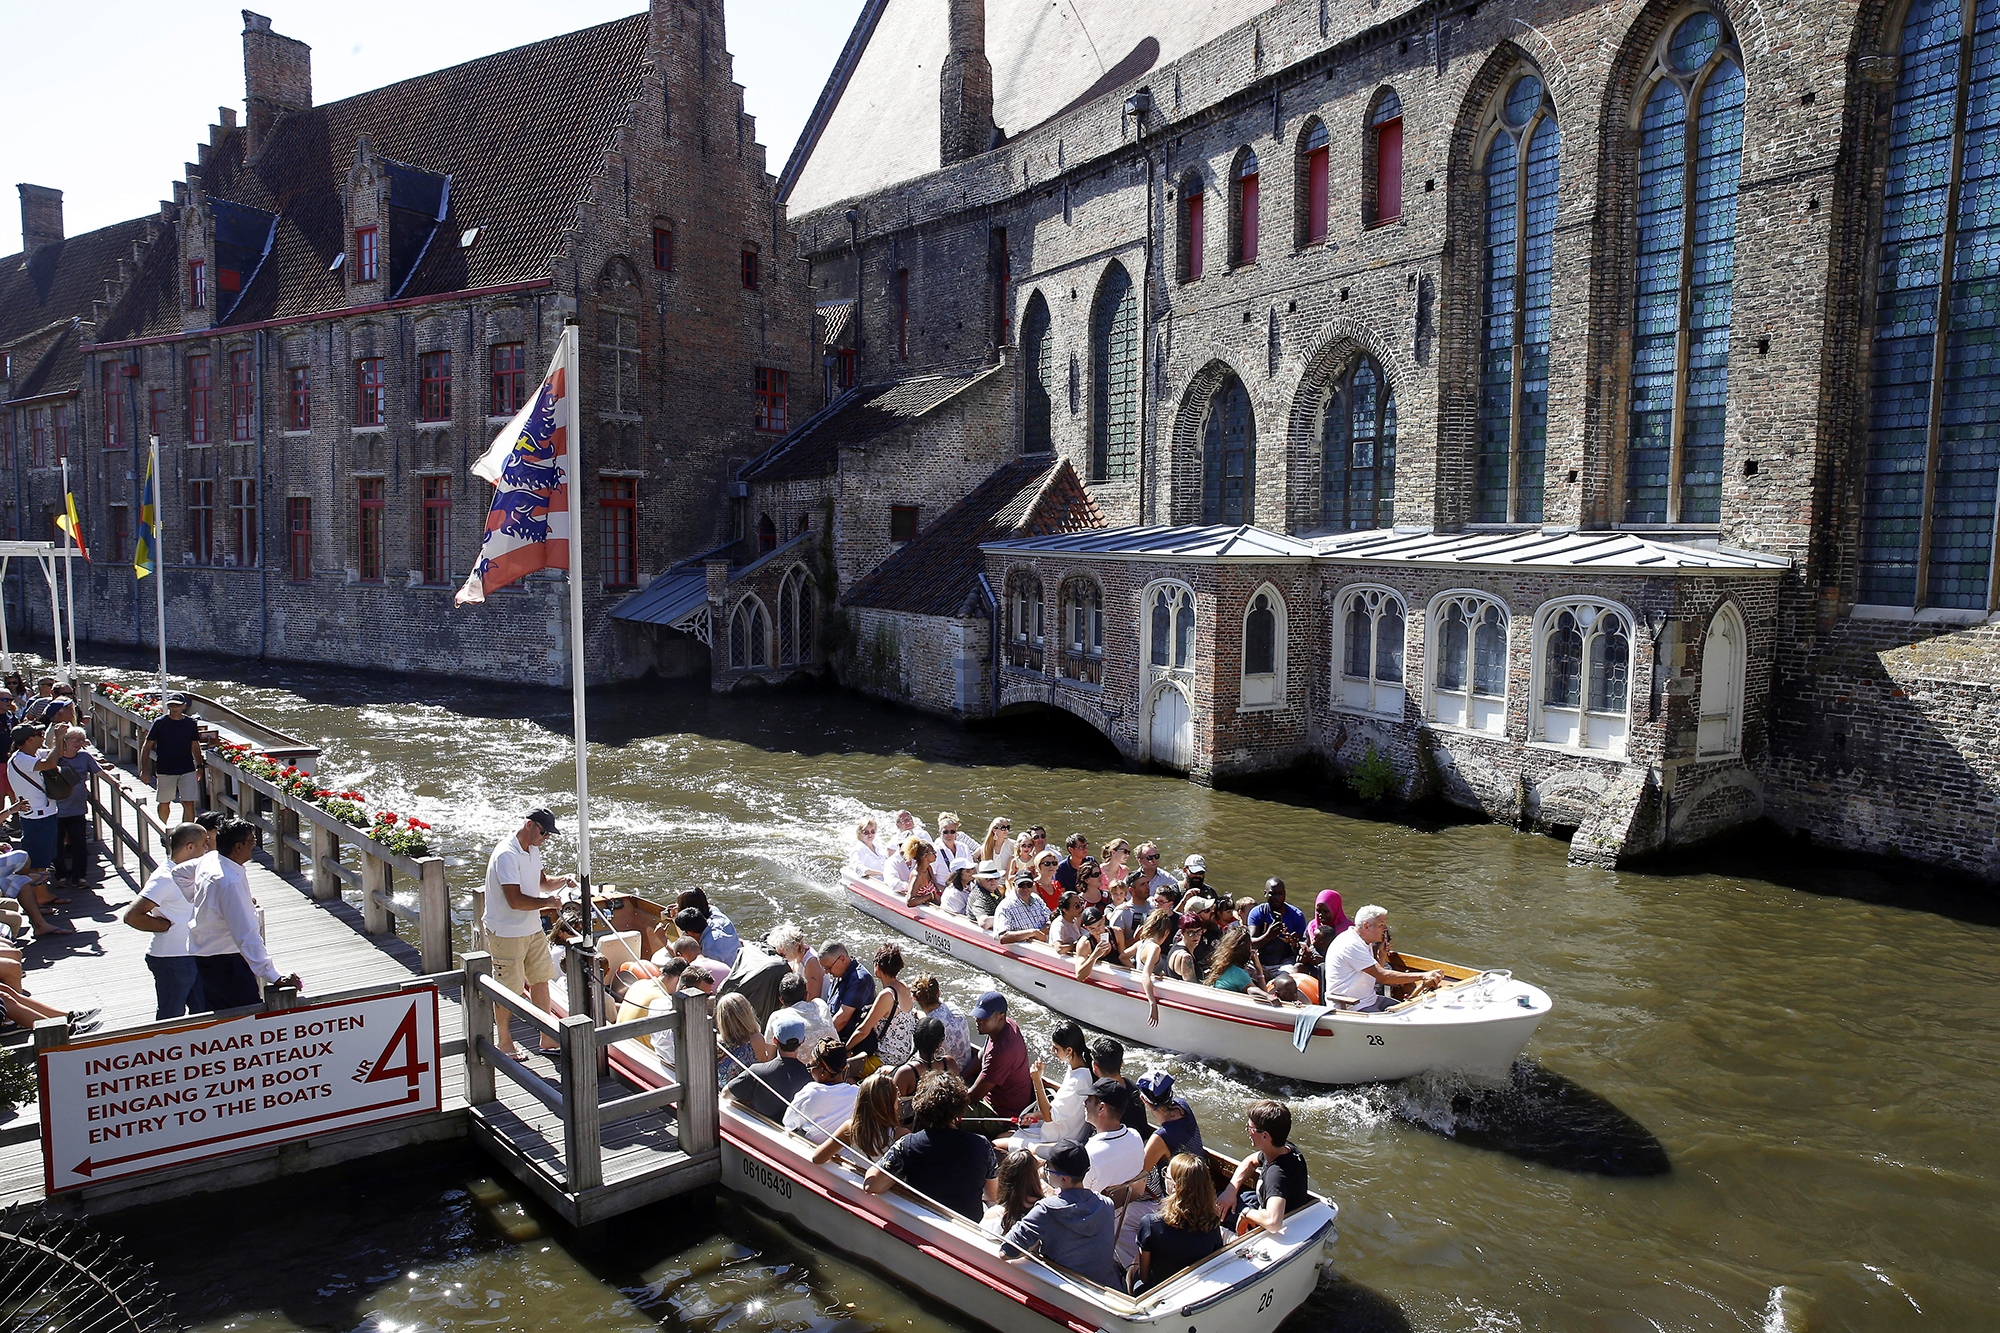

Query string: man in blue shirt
822 938 877 1043
1246 877 1307 972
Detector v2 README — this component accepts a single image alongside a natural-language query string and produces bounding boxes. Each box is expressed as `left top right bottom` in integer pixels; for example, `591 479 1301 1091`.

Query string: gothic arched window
1537 600 1632 753
1022 291 1053 454
1201 374 1255 524
1091 263 1138 481
1322 355 1397 531
729 598 769 670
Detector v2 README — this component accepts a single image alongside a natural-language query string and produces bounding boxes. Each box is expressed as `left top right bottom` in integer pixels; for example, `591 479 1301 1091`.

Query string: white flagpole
561 321 593 968
150 436 168 695
59 455 78 679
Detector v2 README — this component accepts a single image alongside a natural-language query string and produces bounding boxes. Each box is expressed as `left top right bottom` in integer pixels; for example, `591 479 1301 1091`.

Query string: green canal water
34 650 1999 1332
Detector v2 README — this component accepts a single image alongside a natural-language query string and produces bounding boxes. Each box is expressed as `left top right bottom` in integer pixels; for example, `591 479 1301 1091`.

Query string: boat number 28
1366 1035 1384 1046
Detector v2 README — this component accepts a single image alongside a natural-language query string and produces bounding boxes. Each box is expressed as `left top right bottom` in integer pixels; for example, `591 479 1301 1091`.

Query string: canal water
42 651 2000 1332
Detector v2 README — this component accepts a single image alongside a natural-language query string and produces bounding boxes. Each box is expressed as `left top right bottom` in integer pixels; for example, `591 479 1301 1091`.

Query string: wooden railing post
276 803 301 876
88 768 106 857
462 953 497 1106
675 992 719 1156
417 856 449 972
559 1013 602 1191
563 940 589 1027
361 852 392 935
310 821 339 901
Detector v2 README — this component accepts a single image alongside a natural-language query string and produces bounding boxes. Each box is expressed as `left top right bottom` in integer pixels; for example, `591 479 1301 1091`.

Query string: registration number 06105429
921 928 956 955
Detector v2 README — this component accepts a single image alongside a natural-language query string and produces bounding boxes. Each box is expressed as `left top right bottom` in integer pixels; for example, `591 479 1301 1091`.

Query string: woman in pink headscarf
1303 890 1351 974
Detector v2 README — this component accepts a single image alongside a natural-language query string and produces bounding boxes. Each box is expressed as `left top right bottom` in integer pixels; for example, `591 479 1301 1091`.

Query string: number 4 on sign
351 1004 432 1087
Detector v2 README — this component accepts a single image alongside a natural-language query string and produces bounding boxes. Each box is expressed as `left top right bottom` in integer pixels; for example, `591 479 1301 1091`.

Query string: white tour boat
605 1038 1337 1333
843 874 1550 1083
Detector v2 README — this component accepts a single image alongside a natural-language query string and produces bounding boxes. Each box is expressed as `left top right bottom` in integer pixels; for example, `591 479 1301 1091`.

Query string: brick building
717 0 2000 879
4 4 813 684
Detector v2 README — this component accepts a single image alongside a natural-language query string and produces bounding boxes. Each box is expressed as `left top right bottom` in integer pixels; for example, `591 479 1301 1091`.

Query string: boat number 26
1256 1288 1276 1312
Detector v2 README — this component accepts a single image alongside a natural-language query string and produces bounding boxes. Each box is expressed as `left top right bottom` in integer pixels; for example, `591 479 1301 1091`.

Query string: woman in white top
1018 1019 1094 1149
977 817 1015 881
850 818 888 881
767 920 825 1001
935 811 977 867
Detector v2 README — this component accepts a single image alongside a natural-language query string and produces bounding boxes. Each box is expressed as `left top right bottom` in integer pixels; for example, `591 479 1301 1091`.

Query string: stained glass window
1476 73 1558 523
1860 0 2000 609
1023 292 1053 454
1538 602 1632 752
1091 264 1138 480
1322 355 1397 530
1202 374 1255 523
1626 12 1743 525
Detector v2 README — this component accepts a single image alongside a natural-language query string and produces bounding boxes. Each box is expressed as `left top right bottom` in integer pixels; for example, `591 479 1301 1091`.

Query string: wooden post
417 857 450 972
462 953 496 1106
310 821 339 901
88 769 106 861
563 940 589 1027
361 851 392 936
559 1013 603 1191
675 992 719 1156
276 803 301 876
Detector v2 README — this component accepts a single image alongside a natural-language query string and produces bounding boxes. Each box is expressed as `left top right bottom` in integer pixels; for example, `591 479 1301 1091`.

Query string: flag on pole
56 491 90 563
135 448 160 579
456 338 574 606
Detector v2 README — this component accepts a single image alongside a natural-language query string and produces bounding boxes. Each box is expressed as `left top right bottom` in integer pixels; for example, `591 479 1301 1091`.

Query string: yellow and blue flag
135 449 159 579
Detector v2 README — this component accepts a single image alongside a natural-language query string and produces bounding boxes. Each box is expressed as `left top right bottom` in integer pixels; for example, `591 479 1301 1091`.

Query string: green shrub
1349 745 1400 802
0 1050 37 1114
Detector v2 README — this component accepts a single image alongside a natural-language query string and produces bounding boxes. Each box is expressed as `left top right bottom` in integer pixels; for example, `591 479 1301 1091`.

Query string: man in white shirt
782 1038 860 1144
122 822 212 1018
484 808 576 1058
5 725 67 922
190 819 299 1010
1324 904 1446 1012
1078 1078 1146 1192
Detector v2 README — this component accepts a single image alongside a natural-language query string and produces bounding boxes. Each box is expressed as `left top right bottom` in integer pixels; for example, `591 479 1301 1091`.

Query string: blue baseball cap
972 990 1008 1021
769 1012 807 1048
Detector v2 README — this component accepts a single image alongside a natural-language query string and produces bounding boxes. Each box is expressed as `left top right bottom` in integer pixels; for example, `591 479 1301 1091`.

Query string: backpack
41 761 79 802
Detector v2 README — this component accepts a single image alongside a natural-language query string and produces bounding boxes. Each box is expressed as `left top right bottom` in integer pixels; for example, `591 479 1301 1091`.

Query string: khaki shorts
154 771 200 804
488 929 559 990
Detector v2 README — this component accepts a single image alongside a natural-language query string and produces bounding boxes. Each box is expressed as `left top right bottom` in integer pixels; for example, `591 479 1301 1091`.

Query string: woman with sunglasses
1099 838 1132 887
977 817 1015 876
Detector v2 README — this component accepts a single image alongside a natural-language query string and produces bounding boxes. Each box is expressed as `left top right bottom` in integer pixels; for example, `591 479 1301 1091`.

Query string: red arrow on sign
69 1086 421 1178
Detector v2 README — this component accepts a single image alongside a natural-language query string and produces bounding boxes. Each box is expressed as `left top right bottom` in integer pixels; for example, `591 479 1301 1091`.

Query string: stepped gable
740 365 995 482
845 456 1103 616
99 13 652 339
1 216 154 394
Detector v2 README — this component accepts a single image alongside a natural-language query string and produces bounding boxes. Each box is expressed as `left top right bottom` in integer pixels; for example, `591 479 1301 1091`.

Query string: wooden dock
2 723 719 1223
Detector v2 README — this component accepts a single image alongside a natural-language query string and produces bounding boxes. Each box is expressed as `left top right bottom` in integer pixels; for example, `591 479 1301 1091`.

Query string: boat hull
845 878 1548 1083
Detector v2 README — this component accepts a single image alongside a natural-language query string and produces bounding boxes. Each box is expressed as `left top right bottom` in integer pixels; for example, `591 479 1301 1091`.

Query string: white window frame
1239 582 1288 710
1532 597 1636 755
1427 592 1511 736
1695 600 1745 758
1143 579 1197 680
1334 584 1406 718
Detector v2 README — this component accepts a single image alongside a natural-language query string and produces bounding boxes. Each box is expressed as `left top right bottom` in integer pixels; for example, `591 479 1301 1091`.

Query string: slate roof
1 215 154 400
1309 528 1793 574
740 364 998 482
98 14 653 340
845 457 1104 615
609 570 709 627
982 524 1320 562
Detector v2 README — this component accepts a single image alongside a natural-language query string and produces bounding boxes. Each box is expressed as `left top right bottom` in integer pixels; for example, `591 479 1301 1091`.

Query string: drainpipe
979 571 999 717
1126 89 1157 527
847 207 863 364
256 328 269 658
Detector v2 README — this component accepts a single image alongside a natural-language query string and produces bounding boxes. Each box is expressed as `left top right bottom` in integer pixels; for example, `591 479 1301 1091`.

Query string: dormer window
354 226 379 282
189 260 207 310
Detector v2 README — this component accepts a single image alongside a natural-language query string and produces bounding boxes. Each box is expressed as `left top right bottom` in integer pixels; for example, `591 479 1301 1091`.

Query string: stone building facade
731 0 2000 879
4 4 813 685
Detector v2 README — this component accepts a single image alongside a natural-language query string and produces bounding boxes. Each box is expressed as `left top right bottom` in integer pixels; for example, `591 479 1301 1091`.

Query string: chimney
17 184 63 253
242 10 312 158
940 0 995 167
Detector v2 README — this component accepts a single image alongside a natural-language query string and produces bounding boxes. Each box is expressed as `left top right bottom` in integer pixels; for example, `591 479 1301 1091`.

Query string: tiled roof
982 524 1320 561
845 457 1104 615
1 216 155 399
99 14 652 340
740 364 998 482
1309 527 1793 573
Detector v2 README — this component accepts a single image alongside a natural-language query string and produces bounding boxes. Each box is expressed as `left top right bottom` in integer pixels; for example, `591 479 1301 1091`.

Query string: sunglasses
1141 854 1159 861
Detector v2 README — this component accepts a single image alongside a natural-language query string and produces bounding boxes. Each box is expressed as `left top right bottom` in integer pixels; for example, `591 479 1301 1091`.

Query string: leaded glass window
1148 583 1196 670
1202 374 1255 524
1538 602 1632 752
1322 355 1397 530
1023 292 1053 455
1429 594 1509 734
1006 570 1045 671
1476 73 1558 524
729 599 768 670
1626 11 1743 525
1241 587 1285 707
1091 264 1138 480
1059 577 1105 684
1860 0 2000 609
1338 587 1405 716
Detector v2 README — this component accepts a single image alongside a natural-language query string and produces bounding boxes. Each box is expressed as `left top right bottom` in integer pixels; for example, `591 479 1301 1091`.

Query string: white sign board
39 988 441 1194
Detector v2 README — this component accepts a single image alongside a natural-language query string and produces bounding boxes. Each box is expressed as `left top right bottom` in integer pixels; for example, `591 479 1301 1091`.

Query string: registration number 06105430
741 1157 793 1199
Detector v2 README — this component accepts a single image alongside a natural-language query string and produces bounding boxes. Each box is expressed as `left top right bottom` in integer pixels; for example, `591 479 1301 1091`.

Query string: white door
1149 688 1191 769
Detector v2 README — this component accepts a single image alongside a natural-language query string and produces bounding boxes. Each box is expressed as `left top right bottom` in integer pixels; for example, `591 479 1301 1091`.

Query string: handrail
474 973 564 1040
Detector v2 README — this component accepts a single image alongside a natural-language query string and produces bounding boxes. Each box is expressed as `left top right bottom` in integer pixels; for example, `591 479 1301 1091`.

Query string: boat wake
1380 1058 1670 1177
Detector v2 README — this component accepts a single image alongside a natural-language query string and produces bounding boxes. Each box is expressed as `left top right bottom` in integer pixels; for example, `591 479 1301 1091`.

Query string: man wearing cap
782 1037 860 1144
725 1011 815 1123
1078 1078 1147 1192
139 695 204 823
966 991 1035 1118
995 874 1051 944
968 860 1006 926
1000 1140 1120 1288
1178 853 1213 898
483 809 577 1058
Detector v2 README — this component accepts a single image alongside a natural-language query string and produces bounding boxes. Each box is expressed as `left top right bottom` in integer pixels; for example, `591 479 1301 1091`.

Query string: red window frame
419 350 452 422
1238 170 1261 265
754 367 788 432
653 228 673 272
600 477 637 589
356 358 384 426
1306 146 1330 243
230 348 254 441
289 366 310 430
0 412 11 470
1374 119 1404 223
741 250 760 291
230 477 258 566
490 343 526 417
104 365 126 449
109 505 130 563
896 269 909 359
289 496 311 581
835 348 856 389
29 409 48 467
149 388 169 440
357 478 384 581
1186 192 1205 280
188 480 215 565
422 475 452 584
189 260 206 309
187 354 212 444
758 513 777 555
51 404 68 461
354 226 379 282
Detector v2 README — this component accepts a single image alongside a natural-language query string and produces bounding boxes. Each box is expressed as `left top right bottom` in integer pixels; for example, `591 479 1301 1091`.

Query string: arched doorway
1147 686 1192 770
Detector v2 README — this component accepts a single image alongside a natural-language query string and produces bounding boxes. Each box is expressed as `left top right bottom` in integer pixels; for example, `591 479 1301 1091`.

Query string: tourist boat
842 874 1551 1083
604 1037 1338 1333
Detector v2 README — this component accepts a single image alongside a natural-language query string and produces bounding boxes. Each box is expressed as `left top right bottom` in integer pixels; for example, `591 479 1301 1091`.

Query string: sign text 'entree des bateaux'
39 989 441 1193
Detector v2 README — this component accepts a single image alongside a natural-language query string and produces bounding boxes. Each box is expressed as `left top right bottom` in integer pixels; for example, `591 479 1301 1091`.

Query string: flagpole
150 436 168 695
59 455 79 679
561 319 595 1018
